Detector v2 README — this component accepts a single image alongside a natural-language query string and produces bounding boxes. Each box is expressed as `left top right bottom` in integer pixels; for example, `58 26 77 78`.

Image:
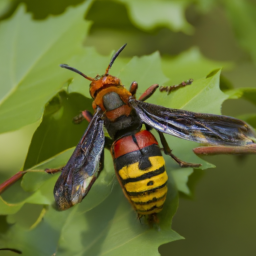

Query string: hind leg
158 132 201 168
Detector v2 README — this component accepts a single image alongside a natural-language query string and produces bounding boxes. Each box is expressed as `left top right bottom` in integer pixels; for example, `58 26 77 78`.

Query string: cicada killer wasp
51 44 256 220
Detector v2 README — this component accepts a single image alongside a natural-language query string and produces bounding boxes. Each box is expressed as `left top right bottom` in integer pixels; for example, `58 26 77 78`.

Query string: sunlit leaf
161 47 232 85
171 168 193 195
23 91 93 169
0 0 93 134
115 0 193 34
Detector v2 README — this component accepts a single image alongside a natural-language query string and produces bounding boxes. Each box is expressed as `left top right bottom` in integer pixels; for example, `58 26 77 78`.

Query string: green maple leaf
0 0 93 134
114 0 193 34
161 47 232 85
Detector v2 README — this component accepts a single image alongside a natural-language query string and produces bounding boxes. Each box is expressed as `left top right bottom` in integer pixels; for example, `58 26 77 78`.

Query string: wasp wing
129 98 256 146
54 107 105 210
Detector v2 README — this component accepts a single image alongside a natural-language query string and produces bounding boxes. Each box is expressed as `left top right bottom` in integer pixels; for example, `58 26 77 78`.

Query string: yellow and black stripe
112 131 168 215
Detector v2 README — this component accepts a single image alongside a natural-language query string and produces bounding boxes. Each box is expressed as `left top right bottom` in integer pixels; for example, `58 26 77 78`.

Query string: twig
193 144 256 155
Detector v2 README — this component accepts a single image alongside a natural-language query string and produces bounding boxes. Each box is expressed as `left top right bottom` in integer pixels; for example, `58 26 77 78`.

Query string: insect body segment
112 130 168 215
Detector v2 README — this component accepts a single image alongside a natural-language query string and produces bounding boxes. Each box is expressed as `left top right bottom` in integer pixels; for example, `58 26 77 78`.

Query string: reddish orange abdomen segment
113 130 159 159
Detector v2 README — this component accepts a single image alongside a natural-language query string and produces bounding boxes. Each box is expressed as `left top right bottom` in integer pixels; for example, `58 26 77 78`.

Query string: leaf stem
0 168 61 194
0 171 25 194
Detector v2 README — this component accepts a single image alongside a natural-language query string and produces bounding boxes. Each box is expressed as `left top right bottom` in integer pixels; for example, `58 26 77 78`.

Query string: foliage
115 0 193 34
0 0 256 256
0 0 92 133
223 0 256 65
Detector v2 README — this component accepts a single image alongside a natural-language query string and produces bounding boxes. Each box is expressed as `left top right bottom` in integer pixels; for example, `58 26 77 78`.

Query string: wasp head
60 44 127 99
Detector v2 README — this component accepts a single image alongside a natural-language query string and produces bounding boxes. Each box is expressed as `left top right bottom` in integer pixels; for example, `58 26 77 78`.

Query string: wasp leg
137 214 143 224
158 132 201 168
45 167 63 174
73 110 93 124
99 149 105 172
105 137 114 150
138 84 159 101
129 81 138 96
145 124 152 131
159 79 193 95
148 213 159 224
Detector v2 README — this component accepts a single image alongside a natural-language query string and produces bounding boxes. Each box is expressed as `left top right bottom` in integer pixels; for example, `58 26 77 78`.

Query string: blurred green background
1 0 256 255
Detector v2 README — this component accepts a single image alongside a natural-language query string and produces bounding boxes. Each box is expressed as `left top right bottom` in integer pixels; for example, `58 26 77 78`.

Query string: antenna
60 64 95 81
105 43 127 75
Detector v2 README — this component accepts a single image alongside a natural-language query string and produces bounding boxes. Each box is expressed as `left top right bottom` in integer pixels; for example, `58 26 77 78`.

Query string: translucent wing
129 98 256 146
54 107 105 210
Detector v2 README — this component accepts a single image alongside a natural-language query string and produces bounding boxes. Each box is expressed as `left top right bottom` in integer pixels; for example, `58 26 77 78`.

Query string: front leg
160 79 193 95
45 167 63 174
139 84 159 101
73 110 93 124
158 132 201 168
129 81 138 96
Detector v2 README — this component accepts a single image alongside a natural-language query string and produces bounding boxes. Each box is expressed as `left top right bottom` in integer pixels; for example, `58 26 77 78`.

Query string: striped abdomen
111 130 168 215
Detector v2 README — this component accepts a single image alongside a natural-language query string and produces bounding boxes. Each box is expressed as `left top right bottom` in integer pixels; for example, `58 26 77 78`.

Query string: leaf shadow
24 91 93 169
